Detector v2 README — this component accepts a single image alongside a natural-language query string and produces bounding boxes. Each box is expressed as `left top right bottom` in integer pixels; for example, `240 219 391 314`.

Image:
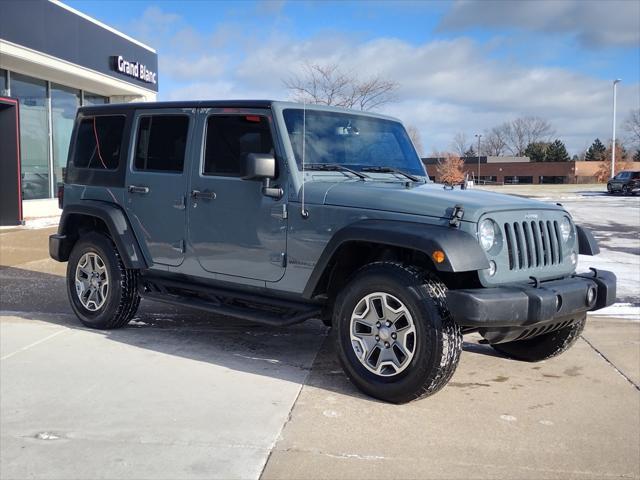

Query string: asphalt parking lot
1 186 639 480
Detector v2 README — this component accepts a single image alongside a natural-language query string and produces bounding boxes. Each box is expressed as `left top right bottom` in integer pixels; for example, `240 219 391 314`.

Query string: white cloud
160 55 227 82
438 0 640 48
126 7 639 155
227 34 639 153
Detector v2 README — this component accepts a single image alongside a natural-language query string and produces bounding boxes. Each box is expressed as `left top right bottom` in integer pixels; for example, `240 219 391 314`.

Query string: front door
125 110 194 267
611 172 628 191
188 111 287 282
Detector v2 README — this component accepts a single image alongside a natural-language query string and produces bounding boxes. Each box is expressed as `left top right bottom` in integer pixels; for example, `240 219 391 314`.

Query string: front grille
503 220 563 271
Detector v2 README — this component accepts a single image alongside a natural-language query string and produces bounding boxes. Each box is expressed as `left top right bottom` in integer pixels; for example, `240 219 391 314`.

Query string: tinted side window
204 115 274 177
134 115 189 172
73 116 125 169
632 172 640 179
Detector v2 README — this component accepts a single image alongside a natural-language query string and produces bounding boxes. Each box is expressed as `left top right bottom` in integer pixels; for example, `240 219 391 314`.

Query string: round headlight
560 216 572 242
478 219 496 251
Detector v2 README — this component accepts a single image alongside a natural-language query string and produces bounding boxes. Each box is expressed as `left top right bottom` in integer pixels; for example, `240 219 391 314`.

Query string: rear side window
134 115 189 172
631 172 640 179
73 116 125 169
203 115 274 177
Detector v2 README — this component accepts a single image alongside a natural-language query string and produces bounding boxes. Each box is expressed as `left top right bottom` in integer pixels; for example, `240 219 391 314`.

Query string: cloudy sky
68 0 639 155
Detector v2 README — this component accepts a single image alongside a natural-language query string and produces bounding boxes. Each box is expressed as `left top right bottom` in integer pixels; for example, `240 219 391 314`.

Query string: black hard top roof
79 100 275 113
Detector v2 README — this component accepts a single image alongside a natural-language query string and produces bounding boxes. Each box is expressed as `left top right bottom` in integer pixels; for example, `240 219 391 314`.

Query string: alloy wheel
75 252 109 311
350 292 417 377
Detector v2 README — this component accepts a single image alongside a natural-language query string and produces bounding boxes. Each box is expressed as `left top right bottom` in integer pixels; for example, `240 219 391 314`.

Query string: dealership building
0 0 157 221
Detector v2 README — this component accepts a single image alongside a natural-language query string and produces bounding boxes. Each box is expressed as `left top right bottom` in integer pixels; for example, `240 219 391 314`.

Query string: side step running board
139 275 322 327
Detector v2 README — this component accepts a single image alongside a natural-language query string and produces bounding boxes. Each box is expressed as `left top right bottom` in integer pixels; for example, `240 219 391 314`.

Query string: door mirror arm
262 178 283 199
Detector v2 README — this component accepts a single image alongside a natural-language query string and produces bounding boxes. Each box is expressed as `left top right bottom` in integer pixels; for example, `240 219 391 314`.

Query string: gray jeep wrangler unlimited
50 100 616 403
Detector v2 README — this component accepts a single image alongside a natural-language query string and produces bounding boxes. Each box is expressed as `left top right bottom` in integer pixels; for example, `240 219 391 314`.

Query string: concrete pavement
262 322 640 480
1 196 639 479
1 227 327 480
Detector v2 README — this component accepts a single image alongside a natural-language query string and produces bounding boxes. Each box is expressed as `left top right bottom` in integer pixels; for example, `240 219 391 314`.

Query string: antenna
301 99 309 218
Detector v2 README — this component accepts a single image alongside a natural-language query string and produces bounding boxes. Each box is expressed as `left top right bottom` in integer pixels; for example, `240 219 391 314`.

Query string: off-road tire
490 315 586 362
333 262 462 403
67 232 140 329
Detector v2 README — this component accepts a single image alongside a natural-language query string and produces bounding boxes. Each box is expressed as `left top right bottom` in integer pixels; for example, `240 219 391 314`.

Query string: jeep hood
302 180 563 223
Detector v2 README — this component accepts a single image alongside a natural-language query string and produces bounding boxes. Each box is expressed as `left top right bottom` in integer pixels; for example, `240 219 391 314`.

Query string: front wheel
67 232 140 329
606 184 613 194
333 262 462 403
489 315 586 362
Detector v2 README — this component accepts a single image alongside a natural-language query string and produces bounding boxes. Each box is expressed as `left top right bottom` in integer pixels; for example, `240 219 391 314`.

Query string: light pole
611 79 621 178
474 134 482 182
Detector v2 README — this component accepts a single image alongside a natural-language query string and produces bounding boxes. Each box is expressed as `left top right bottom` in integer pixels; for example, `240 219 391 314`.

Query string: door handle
128 185 150 194
191 190 216 200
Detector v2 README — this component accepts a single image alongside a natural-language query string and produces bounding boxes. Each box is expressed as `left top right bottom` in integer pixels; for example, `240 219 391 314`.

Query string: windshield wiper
361 166 422 183
304 163 369 180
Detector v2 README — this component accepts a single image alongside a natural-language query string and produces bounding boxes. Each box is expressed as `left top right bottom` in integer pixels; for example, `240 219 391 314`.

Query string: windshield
283 108 426 176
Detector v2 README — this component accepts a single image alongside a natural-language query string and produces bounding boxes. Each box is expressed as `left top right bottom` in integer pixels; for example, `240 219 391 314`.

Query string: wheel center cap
379 326 391 342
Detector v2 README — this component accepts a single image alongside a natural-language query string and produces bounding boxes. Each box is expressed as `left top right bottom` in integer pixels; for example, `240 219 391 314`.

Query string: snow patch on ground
23 216 60 229
589 303 640 319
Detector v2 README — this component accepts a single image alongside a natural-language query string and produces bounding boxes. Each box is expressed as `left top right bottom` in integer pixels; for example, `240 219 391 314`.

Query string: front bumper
446 269 616 329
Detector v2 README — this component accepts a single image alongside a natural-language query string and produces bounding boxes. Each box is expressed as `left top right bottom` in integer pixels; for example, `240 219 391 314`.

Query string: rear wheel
622 185 630 195
333 262 462 403
67 232 140 329
489 315 586 362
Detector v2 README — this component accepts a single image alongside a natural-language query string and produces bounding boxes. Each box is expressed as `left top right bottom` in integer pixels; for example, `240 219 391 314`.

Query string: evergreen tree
463 146 476 158
546 139 570 162
585 138 606 161
524 142 548 162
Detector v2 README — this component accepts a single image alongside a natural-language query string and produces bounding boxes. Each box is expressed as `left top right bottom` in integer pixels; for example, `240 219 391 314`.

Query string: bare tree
501 117 555 156
450 132 469 157
406 125 424 156
623 108 640 147
283 63 398 111
483 126 508 156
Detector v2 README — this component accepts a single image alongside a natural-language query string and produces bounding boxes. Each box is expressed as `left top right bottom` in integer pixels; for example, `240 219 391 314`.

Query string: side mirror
243 153 276 181
242 153 282 199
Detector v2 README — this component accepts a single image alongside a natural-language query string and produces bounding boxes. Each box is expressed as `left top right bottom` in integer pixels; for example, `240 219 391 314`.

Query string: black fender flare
302 219 489 298
576 225 600 256
53 201 148 269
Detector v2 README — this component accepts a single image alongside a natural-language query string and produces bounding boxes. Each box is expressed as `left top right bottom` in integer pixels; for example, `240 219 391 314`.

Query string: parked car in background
607 170 640 195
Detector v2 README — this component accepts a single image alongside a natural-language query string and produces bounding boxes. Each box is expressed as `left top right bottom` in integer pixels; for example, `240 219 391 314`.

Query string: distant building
422 156 640 184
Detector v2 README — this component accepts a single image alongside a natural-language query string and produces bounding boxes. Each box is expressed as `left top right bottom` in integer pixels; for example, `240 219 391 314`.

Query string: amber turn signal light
432 250 446 264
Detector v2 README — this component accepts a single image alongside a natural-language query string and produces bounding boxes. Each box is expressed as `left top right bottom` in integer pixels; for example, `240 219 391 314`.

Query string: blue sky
67 0 640 155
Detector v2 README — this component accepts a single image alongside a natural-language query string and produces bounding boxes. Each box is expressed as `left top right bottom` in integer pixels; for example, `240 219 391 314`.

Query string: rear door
187 110 287 282
125 110 194 267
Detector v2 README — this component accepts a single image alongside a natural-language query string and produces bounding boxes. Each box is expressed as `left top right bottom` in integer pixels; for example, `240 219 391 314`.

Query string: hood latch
449 204 464 228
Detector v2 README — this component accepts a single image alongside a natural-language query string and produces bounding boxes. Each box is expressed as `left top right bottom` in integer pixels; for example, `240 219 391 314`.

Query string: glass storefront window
11 73 50 199
51 83 80 187
83 92 109 105
0 69 7 96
